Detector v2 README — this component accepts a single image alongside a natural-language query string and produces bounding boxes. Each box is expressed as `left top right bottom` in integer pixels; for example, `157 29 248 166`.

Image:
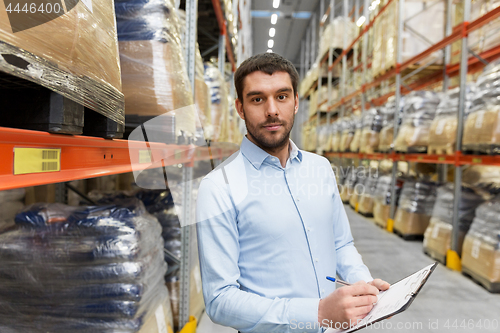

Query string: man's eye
278 95 286 100
253 98 262 102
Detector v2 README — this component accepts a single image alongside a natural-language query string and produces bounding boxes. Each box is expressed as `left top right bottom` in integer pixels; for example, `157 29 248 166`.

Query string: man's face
235 71 299 150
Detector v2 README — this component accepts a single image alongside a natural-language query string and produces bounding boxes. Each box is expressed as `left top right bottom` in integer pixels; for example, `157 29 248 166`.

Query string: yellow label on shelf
472 158 482 164
196 149 202 157
139 150 152 164
14 148 60 175
438 157 446 161
400 155 405 160
417 156 423 160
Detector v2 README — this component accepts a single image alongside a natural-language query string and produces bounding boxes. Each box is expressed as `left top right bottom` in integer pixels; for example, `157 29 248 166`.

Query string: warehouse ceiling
252 0 321 67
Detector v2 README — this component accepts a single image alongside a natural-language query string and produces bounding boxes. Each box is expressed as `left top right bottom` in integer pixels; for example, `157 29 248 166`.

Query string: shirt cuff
288 298 321 332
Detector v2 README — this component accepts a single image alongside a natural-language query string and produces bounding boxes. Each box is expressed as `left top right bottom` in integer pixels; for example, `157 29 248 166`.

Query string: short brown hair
234 53 299 102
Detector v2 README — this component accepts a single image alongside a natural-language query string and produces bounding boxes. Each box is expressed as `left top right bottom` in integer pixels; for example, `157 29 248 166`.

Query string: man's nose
265 99 279 117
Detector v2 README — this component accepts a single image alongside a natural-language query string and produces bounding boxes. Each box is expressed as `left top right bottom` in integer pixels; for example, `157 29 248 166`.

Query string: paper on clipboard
326 262 437 333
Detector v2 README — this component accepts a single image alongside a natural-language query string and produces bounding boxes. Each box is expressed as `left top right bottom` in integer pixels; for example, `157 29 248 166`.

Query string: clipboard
326 262 438 333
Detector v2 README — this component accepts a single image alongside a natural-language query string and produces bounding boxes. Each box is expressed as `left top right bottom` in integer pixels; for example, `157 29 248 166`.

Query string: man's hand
368 278 390 291
318 281 379 329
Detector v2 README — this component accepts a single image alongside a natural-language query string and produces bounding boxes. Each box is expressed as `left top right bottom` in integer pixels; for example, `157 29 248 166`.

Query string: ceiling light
273 0 280 9
268 39 274 48
267 49 273 53
356 16 366 27
271 13 278 24
269 28 276 37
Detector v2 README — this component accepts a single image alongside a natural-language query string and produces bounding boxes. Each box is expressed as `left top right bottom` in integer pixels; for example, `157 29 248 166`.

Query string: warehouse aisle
347 205 500 333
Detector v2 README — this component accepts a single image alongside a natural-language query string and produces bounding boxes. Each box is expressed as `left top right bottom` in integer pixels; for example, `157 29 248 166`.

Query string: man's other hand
317 281 379 329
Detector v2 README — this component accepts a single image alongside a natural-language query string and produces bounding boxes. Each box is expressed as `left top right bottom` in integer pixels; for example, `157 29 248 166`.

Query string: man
196 53 389 333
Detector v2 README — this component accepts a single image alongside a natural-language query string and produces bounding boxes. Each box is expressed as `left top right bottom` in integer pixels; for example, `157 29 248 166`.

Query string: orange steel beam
0 127 238 191
211 0 236 71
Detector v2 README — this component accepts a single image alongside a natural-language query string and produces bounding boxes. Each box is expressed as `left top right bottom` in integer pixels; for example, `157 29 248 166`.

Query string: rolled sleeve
288 298 321 332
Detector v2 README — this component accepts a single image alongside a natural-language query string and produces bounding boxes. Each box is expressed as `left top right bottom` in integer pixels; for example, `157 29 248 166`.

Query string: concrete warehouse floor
197 205 500 333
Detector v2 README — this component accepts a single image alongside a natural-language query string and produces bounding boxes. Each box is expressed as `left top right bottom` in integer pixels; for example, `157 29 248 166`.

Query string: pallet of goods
0 0 124 138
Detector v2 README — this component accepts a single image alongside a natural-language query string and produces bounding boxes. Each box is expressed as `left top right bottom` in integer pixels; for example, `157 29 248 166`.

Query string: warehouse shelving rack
299 0 500 273
0 0 240 331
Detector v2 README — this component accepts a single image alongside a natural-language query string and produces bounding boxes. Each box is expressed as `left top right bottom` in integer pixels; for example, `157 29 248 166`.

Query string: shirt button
322 289 325 294
307 227 311 232
296 198 300 201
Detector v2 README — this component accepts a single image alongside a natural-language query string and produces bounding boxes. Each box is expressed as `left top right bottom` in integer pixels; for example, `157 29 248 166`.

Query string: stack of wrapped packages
340 167 358 203
463 60 500 153
373 175 402 229
318 125 331 154
88 187 204 329
116 0 195 143
0 189 25 232
358 172 379 217
204 62 229 142
340 117 355 152
331 122 341 152
461 197 500 291
349 168 367 210
378 97 404 152
359 108 383 154
0 0 124 123
428 86 475 154
319 17 357 60
349 114 363 153
0 199 174 332
393 91 441 153
423 184 485 264
394 180 438 238
195 48 214 142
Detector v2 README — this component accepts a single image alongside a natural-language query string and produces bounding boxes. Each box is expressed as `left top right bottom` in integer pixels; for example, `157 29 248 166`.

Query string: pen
326 276 351 287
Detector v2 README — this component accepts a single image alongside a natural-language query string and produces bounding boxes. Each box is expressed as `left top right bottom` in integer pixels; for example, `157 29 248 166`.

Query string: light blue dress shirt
196 136 373 333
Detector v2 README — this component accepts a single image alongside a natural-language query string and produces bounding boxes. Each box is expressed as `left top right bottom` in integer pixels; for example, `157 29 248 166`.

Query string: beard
243 106 295 150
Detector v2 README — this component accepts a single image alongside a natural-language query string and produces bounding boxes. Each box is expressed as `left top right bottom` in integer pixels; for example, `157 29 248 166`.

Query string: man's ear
235 98 245 120
294 93 299 114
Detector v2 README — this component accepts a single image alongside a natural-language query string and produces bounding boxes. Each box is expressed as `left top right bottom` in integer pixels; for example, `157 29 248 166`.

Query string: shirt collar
240 135 303 170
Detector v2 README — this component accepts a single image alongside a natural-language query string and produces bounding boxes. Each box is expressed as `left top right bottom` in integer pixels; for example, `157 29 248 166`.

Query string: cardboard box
394 208 431 236
423 218 467 261
138 301 175 333
374 200 391 228
462 234 500 284
463 106 500 146
0 1 123 122
358 194 375 215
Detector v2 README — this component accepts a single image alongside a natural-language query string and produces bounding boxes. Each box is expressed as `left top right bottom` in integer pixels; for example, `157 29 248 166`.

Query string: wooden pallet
393 228 424 241
358 211 374 218
463 144 500 155
428 144 454 155
423 248 446 266
0 71 123 139
396 146 428 154
462 266 500 293
0 40 124 125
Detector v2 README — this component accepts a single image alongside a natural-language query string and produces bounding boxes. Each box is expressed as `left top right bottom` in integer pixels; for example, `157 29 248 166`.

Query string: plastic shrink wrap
117 0 196 138
359 108 383 153
204 62 229 142
463 165 500 194
373 175 402 228
0 0 124 124
340 117 355 152
195 47 213 141
424 184 485 262
340 167 358 203
463 60 500 152
372 0 444 77
394 180 438 237
378 97 404 152
349 115 363 153
358 173 379 216
0 189 25 232
0 199 173 333
429 86 475 154
393 91 441 152
331 122 341 152
349 167 367 210
462 197 500 286
89 187 204 329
